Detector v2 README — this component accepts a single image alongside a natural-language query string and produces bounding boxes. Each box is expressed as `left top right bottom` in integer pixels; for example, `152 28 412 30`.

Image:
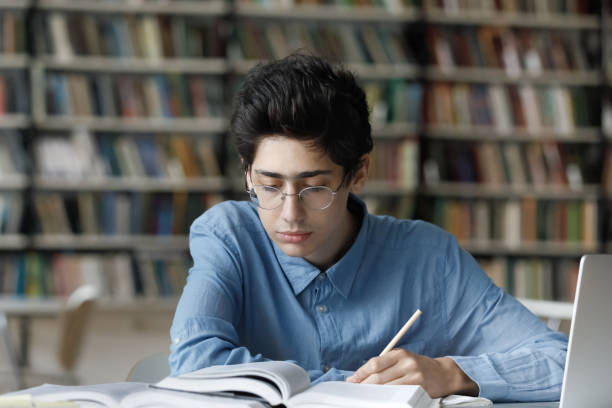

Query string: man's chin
275 242 312 258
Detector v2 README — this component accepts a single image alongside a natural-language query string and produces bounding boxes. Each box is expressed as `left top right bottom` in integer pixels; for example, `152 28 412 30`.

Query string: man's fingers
359 362 406 384
346 354 397 382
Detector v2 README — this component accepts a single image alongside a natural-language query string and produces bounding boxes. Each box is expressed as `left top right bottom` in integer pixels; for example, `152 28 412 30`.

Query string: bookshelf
0 0 235 309
1 0 608 320
417 0 603 320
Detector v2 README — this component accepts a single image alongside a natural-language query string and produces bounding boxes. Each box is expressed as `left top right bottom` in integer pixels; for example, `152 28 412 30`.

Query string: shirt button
318 273 326 280
323 365 330 373
316 304 327 313
173 337 180 344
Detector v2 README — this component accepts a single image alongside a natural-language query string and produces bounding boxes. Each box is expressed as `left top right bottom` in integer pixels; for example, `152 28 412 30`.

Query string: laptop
559 254 612 408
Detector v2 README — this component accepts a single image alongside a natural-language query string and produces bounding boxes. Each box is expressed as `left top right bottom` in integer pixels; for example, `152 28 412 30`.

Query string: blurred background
0 0 608 391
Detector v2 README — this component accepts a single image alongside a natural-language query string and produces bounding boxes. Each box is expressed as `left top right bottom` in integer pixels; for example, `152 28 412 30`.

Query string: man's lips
277 231 312 243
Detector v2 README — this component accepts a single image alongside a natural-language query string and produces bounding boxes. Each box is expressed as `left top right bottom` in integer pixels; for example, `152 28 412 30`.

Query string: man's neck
315 197 363 271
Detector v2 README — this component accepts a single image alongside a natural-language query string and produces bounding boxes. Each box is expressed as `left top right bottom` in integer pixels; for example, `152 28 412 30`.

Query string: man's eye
262 185 279 192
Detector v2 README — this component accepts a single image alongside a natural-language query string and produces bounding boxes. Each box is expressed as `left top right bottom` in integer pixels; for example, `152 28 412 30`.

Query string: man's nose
280 192 306 222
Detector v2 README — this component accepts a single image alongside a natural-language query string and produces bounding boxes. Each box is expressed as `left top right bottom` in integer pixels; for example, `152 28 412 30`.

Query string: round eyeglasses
247 184 339 210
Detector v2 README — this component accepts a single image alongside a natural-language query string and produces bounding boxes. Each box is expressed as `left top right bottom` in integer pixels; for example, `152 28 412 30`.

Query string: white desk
495 404 559 407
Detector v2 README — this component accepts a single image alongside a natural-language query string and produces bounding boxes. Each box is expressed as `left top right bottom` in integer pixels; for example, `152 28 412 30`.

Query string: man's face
247 136 365 269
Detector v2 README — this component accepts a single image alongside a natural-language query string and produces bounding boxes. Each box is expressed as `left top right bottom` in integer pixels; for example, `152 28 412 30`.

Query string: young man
169 54 567 402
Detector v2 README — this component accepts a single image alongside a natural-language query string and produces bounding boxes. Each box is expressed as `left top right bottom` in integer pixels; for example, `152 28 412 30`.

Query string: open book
154 361 491 408
3 382 264 408
3 361 491 408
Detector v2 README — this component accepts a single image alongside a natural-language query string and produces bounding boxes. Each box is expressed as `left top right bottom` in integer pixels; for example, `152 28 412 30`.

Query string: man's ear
350 154 370 194
245 166 252 190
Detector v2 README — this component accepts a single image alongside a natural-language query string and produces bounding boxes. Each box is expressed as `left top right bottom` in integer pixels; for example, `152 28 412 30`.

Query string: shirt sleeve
169 219 265 375
441 237 568 402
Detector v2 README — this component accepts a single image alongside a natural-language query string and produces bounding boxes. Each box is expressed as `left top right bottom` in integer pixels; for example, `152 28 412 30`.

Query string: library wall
0 0 609 377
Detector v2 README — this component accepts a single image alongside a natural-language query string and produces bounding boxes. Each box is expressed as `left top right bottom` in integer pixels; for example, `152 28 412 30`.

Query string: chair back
57 285 98 371
126 352 170 383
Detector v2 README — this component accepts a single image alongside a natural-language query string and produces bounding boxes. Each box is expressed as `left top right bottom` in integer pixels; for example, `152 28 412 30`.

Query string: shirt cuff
449 355 509 401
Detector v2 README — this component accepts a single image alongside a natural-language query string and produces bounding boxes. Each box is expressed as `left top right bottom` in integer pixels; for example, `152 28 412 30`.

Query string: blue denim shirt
169 195 567 402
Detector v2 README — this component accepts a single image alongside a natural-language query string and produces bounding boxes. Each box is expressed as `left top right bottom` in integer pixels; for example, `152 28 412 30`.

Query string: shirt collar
271 193 369 299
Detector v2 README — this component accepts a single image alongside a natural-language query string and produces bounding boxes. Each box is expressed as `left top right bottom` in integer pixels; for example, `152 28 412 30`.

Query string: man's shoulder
190 200 262 235
367 213 455 250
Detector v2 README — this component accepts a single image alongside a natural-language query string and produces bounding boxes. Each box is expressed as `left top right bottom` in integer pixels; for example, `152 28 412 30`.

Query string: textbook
154 361 436 408
154 361 491 407
3 382 264 408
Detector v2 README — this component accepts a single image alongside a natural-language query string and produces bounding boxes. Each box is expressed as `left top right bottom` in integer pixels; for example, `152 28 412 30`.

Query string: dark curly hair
231 53 373 183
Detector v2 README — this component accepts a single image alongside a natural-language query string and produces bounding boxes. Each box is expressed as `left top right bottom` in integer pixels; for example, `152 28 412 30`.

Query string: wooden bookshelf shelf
461 240 599 257
424 66 601 86
37 0 230 15
0 55 29 69
38 57 229 75
33 176 227 192
34 116 228 133
0 114 30 129
423 10 600 29
235 3 420 22
31 234 189 251
231 60 420 79
420 182 601 200
0 175 29 190
0 0 31 10
372 123 418 139
0 235 28 250
424 124 602 143
362 181 416 196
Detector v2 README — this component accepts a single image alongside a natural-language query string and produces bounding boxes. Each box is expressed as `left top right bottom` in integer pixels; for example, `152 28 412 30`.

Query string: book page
154 376 284 405
287 382 438 408
121 387 266 408
156 361 310 405
7 383 150 408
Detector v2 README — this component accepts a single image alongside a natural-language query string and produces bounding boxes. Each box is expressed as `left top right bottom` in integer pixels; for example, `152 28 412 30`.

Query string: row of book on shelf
364 80 422 127
425 198 598 248
239 0 418 11
424 82 595 134
34 129 221 180
422 0 596 14
0 10 25 55
46 72 224 119
0 131 27 176
479 257 579 303
0 252 579 303
33 191 223 235
0 72 29 115
234 22 415 66
39 12 225 60
366 139 418 189
423 140 596 187
427 25 597 73
0 253 189 299
0 193 22 235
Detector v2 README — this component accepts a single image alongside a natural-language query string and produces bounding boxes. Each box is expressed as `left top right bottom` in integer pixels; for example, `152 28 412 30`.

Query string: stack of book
33 130 221 180
0 252 190 299
37 11 225 59
479 256 579 302
425 197 598 252
45 73 224 119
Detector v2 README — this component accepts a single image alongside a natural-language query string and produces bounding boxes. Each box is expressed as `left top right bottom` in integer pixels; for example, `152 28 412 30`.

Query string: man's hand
345 349 479 398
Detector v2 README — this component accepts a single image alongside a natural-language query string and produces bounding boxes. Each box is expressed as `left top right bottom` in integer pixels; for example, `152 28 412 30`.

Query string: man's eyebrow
253 169 334 180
